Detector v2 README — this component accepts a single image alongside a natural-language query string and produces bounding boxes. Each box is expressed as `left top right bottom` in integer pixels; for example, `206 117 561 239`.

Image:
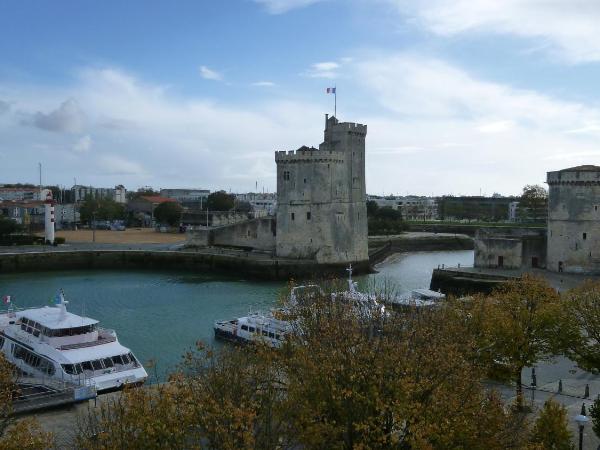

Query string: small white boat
214 312 290 348
0 291 147 393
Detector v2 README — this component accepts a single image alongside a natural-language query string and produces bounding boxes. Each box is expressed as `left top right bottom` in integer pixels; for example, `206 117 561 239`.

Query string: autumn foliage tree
563 281 600 373
453 275 571 411
0 354 52 449
530 399 573 450
75 285 529 449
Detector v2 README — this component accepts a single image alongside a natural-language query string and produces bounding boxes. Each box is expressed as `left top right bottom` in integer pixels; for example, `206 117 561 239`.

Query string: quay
0 232 473 280
431 266 593 296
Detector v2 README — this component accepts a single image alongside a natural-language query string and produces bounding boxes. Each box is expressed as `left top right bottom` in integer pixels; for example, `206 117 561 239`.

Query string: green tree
469 275 570 410
206 191 234 211
78 196 125 224
520 184 548 222
153 201 183 226
234 200 252 213
589 395 600 439
127 187 159 200
366 200 379 216
0 217 20 236
564 281 600 373
530 399 573 449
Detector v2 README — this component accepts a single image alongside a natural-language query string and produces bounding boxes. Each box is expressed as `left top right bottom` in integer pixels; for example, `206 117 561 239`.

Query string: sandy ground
51 229 186 245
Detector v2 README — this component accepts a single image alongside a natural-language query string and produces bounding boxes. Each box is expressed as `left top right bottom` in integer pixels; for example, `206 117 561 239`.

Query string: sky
2 0 600 196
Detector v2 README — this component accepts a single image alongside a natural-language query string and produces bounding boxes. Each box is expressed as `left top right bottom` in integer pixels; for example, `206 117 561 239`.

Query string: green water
0 250 473 380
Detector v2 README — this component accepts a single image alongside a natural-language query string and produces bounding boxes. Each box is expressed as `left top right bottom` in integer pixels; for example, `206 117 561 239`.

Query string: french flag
3 295 10 304
326 87 336 94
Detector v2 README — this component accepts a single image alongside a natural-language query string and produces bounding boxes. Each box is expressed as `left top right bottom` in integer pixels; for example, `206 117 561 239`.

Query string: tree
206 191 234 211
79 196 125 224
366 200 379 217
589 395 600 439
127 187 159 200
520 184 548 222
564 281 600 373
0 354 52 449
234 200 252 213
468 275 570 410
530 399 573 449
0 217 20 236
74 284 528 449
153 201 183 227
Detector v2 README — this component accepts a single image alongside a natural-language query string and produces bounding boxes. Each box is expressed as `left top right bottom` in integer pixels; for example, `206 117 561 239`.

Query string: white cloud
72 135 92 153
28 98 85 133
199 65 223 81
0 66 323 189
354 52 600 194
252 81 276 87
306 61 340 79
97 154 146 176
392 0 600 63
254 0 325 14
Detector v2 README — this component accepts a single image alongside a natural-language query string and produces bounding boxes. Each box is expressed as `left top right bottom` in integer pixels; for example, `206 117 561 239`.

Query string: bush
54 237 66 244
530 399 573 449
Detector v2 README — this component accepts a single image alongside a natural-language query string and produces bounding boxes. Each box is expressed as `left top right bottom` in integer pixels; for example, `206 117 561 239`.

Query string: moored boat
0 291 147 393
214 312 289 348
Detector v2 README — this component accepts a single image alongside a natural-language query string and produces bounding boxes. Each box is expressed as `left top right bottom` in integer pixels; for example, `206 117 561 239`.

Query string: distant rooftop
18 306 98 330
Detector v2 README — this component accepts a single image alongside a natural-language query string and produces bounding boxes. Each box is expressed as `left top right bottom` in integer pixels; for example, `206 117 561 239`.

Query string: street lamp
574 403 590 450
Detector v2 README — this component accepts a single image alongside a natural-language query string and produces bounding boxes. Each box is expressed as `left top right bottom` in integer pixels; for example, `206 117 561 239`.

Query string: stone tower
275 115 368 264
547 165 600 273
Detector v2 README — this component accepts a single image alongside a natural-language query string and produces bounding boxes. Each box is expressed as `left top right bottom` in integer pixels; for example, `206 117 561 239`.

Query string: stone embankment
0 248 371 280
0 232 473 280
368 232 473 265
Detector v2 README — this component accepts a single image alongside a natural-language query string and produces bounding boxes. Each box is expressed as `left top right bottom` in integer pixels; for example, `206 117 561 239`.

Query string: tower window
303 178 307 184
306 212 311 220
291 213 295 221
583 232 587 240
283 171 290 181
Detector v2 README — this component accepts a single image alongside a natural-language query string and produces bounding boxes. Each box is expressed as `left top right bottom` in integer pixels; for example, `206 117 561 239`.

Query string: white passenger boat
214 312 290 348
0 291 147 393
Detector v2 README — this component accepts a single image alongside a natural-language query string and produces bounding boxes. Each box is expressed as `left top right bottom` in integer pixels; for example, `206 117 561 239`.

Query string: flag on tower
326 87 336 94
3 295 10 304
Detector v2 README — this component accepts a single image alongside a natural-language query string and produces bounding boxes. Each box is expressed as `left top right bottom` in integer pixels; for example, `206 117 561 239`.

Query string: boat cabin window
103 358 114 368
268 332 275 338
111 355 123 365
62 364 83 375
81 361 93 371
262 330 269 336
91 360 103 371
241 325 248 331
11 343 55 375
42 324 97 338
275 334 281 340
248 326 255 333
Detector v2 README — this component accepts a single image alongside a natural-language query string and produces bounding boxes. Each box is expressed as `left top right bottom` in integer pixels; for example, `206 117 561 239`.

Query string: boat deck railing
12 374 97 414
59 328 117 350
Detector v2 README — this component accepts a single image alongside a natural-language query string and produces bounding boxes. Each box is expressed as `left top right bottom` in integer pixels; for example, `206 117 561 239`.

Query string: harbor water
0 250 473 380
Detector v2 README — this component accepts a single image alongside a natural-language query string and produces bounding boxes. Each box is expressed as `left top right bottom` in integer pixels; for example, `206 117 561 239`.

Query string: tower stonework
547 165 600 274
275 115 368 264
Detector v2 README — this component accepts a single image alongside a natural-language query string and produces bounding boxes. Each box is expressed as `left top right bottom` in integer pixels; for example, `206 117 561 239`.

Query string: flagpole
334 85 337 118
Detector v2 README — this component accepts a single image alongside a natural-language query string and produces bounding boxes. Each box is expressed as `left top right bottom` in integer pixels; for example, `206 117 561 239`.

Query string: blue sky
2 0 600 196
